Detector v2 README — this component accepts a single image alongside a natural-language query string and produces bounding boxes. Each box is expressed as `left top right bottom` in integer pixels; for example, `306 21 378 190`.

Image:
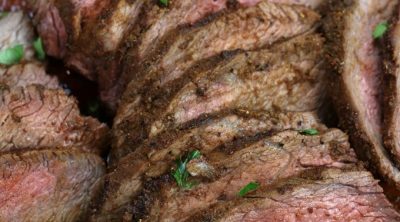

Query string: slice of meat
0 149 105 222
324 0 400 187
0 62 59 89
126 129 358 221
136 0 228 63
96 111 324 220
150 2 319 86
111 34 326 162
384 7 400 167
189 168 400 221
0 85 109 154
0 12 35 62
139 0 327 60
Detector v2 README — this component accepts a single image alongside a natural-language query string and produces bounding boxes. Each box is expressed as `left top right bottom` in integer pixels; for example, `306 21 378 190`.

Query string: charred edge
215 131 274 155
128 174 173 222
323 0 373 169
95 1 156 97
383 6 400 168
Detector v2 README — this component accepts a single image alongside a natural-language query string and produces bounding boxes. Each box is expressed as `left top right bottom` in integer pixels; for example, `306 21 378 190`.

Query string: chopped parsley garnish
160 0 168 6
373 22 388 39
33 37 46 60
299 128 319 136
0 44 24 66
172 150 201 189
238 182 259 197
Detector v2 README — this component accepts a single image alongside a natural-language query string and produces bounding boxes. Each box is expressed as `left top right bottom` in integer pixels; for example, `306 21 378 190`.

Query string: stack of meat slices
0 12 109 221
82 1 398 221
5 0 400 221
22 0 326 111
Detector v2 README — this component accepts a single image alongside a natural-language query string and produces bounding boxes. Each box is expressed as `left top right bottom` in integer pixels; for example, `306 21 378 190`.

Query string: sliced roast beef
96 111 324 220
0 149 105 222
111 34 326 162
92 0 230 108
0 85 109 154
0 62 59 89
111 1 320 109
384 7 400 168
117 129 357 221
0 12 35 61
189 168 400 221
324 0 400 188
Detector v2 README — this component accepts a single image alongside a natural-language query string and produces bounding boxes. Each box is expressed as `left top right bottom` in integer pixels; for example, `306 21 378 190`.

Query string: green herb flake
0 44 24 66
299 128 319 136
172 150 201 189
373 22 388 39
33 37 46 60
160 0 168 6
238 182 259 197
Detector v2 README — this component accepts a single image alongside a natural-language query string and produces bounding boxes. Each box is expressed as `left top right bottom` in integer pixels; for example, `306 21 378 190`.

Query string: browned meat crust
383 7 400 168
111 34 326 163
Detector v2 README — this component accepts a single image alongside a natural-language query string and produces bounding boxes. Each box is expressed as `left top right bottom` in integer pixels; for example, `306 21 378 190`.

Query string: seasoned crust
111 33 326 164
